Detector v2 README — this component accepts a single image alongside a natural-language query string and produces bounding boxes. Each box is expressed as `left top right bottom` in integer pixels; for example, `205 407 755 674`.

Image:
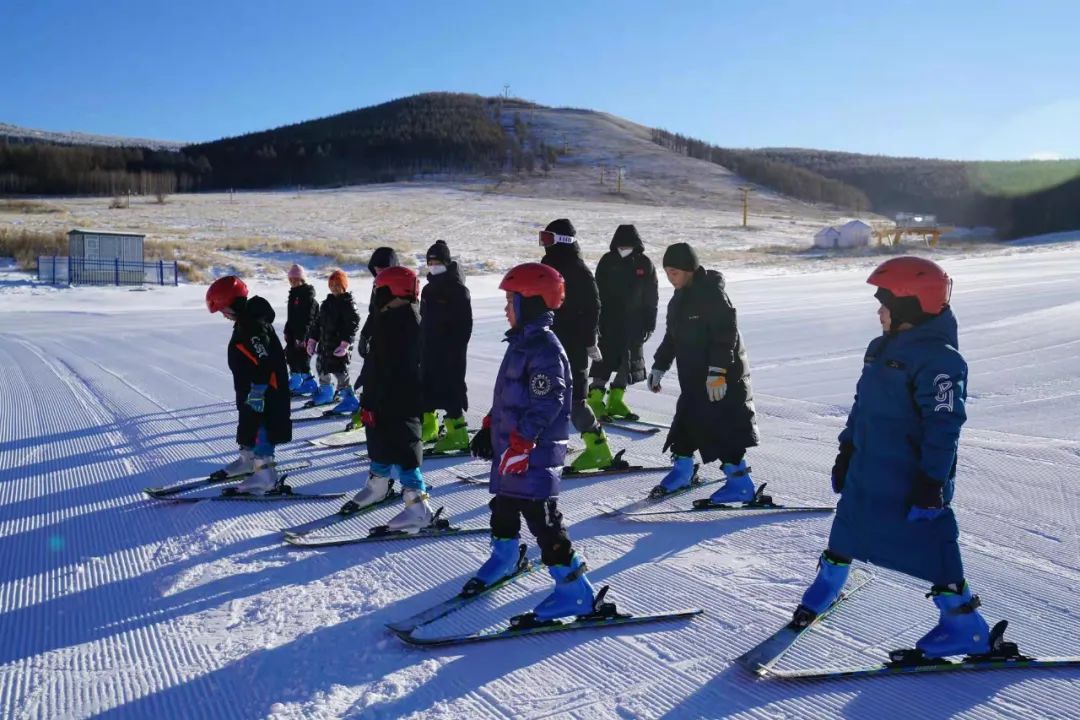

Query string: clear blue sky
3 0 1078 160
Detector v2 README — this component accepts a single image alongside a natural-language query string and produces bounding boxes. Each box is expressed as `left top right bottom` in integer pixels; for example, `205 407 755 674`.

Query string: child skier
466 262 596 620
205 275 292 493
345 266 434 531
347 247 400 430
648 243 760 502
309 269 360 413
283 264 320 396
793 257 991 659
420 240 473 451
538 219 614 472
586 224 658 421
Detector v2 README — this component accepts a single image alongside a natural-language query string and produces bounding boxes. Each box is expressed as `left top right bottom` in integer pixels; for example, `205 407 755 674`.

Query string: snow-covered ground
1 245 1078 719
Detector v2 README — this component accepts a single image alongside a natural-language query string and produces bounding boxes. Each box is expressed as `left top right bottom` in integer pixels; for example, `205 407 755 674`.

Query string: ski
398 586 702 647
600 414 670 430
449 467 490 484
621 484 835 517
150 475 344 503
596 465 711 516
292 411 342 424
563 450 667 479
350 448 472 461
281 488 403 537
386 544 539 636
737 569 874 674
143 460 312 498
308 427 367 449
601 418 662 436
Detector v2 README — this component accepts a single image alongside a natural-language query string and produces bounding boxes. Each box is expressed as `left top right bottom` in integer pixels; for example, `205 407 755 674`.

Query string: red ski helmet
867 256 952 315
374 266 420 300
206 275 248 314
500 262 565 310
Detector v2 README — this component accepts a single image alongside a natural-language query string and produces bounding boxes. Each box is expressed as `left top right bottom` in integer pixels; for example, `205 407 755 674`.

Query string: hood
238 295 276 325
609 224 644 253
368 247 400 276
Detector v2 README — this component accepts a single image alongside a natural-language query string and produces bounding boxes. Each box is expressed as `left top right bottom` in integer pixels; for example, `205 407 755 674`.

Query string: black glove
830 442 854 494
470 414 494 460
909 471 944 509
357 335 370 359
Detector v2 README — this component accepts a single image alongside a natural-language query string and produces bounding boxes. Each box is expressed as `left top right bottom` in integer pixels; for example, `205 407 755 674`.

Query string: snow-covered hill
0 246 1077 719
0 121 184 151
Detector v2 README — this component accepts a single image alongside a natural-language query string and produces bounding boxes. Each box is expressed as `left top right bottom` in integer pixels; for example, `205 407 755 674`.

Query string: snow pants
489 495 573 567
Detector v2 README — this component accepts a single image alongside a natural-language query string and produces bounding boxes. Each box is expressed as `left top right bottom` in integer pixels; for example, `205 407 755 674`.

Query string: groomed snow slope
0 247 1077 719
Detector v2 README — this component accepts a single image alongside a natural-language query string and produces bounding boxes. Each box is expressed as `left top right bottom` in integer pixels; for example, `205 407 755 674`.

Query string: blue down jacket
829 308 968 584
488 312 572 499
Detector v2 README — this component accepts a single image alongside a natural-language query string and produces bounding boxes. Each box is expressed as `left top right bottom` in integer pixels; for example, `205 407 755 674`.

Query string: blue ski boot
287 372 304 392
463 538 521 594
794 551 851 623
329 386 359 415
707 459 755 504
296 374 319 396
655 455 696 494
915 582 991 658
533 553 596 621
309 382 336 406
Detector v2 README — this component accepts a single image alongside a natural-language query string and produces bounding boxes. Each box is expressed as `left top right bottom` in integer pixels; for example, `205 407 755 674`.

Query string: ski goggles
538 230 577 247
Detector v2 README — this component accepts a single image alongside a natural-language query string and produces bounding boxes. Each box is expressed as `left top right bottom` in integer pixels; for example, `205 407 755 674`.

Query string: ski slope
0 247 1078 719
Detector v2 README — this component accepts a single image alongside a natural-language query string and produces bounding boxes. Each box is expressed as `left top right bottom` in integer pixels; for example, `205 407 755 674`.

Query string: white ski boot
219 447 255 478
341 472 393 514
233 456 279 494
385 488 434 532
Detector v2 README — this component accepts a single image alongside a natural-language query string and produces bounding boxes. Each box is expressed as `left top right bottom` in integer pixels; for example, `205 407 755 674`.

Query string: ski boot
214 447 255 480
308 382 337 406
463 538 522 595
232 456 280 494
329 386 359 415
707 459 755 504
532 553 596 621
915 582 991 658
586 387 607 421
385 488 434 532
340 472 394 514
605 387 636 420
792 551 851 626
569 429 614 472
654 455 696 494
421 411 441 443
287 372 304 393
433 416 469 453
296 374 319 396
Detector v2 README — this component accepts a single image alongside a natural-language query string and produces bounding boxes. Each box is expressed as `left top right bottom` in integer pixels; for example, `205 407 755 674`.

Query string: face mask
617 247 633 258
427 264 447 276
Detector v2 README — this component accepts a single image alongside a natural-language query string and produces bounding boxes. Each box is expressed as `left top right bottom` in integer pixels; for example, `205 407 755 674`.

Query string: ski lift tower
738 186 754 227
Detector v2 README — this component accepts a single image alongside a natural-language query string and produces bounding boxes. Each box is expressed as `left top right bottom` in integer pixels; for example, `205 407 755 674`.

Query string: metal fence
37 256 180 286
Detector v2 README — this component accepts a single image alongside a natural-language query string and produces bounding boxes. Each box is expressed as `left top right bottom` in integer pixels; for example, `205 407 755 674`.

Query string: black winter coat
316 292 360 374
227 295 292 446
283 282 319 345
541 242 600 354
591 240 658 384
653 268 758 463
361 299 423 469
356 247 400 388
420 261 472 412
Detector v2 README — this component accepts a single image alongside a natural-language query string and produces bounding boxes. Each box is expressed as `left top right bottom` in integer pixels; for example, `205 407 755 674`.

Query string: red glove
360 409 376 428
482 414 492 430
498 430 535 475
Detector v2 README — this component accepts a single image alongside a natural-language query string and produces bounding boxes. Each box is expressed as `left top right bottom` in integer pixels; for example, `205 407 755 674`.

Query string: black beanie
662 242 699 272
426 240 451 264
544 218 576 238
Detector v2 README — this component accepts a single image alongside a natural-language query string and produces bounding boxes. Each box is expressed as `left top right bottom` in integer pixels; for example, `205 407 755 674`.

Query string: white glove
706 366 728 402
586 345 603 363
648 368 665 393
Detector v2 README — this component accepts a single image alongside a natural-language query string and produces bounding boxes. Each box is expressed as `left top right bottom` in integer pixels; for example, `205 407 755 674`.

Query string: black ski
292 411 342 424
621 484 835 517
595 465 710 516
281 488 402 537
151 475 344 503
143 460 312 498
284 507 488 547
563 450 667 479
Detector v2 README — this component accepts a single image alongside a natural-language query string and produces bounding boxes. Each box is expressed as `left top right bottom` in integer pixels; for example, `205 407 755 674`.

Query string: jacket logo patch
885 359 906 369
933 373 955 412
864 353 877 364
636 269 645 276
251 337 268 359
530 374 552 397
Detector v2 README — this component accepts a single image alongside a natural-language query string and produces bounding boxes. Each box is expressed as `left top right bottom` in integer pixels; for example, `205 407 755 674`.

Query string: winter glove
907 471 945 522
498 430 535 475
586 345 603 363
831 442 854 494
359 409 376 428
293 338 305 349
706 366 728 402
470 414 494 460
305 338 317 356
648 368 665 393
245 384 267 413
357 335 370 358
333 340 350 358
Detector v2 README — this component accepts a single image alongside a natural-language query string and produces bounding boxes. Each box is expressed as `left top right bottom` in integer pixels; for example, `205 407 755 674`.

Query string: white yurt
813 226 842 248
837 220 872 248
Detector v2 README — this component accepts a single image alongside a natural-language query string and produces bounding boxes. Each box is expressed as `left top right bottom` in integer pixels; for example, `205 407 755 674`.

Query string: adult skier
347 266 434 531
205 275 292 493
538 219 614 472
466 262 596 620
283 264 320 396
420 240 473 451
309 269 360 413
793 256 991 658
648 242 760 502
586 224 658 421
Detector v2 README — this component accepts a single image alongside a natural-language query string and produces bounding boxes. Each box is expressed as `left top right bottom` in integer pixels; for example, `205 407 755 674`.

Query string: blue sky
2 0 1078 160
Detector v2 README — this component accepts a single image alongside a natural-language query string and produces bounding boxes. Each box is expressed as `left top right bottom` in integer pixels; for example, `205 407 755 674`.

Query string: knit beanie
662 242 700 272
426 240 451 265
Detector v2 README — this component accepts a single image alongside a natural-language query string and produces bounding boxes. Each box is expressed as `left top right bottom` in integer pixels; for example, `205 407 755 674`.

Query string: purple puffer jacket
488 312 571 499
